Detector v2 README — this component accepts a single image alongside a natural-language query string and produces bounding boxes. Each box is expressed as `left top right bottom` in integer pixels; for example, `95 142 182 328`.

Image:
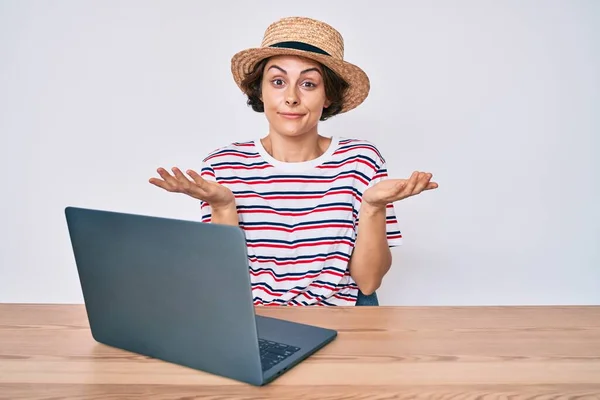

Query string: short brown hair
240 57 349 121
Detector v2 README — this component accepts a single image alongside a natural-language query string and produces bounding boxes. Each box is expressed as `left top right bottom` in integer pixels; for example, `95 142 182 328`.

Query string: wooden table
1 304 599 399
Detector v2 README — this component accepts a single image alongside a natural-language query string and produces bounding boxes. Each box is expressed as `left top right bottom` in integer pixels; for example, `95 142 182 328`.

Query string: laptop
64 206 337 386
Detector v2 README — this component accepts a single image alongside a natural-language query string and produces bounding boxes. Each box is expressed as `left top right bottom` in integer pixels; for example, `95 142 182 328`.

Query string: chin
269 122 305 136
279 128 312 138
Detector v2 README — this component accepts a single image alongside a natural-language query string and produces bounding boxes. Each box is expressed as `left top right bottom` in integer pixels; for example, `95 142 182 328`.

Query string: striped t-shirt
199 136 403 306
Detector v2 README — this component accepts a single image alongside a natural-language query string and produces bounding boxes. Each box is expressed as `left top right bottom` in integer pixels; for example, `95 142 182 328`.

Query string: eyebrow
267 65 322 76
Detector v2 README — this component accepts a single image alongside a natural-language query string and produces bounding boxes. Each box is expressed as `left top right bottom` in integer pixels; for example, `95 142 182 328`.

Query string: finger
186 170 212 199
171 167 191 183
172 167 198 192
156 167 178 186
156 167 172 179
424 181 439 190
186 169 207 189
402 171 420 194
149 177 173 191
413 172 432 194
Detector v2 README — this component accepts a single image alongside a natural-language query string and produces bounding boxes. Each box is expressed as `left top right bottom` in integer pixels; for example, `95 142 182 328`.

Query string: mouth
278 112 305 120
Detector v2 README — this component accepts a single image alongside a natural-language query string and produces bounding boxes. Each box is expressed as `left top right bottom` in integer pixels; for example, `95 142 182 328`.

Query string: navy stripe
237 202 353 212
246 236 354 245
211 161 270 168
206 149 259 158
250 265 347 277
233 185 363 197
218 169 370 183
252 281 310 294
240 219 353 229
321 154 379 168
336 142 384 160
249 251 350 263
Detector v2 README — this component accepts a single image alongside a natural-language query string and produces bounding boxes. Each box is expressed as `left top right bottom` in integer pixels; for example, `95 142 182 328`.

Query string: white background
1 0 598 305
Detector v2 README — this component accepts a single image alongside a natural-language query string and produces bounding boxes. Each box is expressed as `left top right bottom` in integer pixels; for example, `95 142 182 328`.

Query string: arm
210 203 239 227
149 166 240 227
349 170 439 295
348 203 392 295
194 163 239 227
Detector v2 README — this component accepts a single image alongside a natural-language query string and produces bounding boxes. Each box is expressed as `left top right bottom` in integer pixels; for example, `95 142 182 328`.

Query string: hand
149 167 235 210
363 171 438 209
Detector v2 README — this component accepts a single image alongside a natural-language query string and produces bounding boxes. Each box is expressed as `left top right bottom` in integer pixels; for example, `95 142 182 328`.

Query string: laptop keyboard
259 338 301 371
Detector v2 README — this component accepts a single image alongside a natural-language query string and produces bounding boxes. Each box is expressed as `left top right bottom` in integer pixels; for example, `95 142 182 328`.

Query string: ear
324 98 332 108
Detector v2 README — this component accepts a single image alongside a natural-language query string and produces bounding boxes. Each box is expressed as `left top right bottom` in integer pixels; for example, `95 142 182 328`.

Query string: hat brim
231 47 370 114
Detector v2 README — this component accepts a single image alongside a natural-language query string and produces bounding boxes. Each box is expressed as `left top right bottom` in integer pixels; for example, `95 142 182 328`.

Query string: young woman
149 17 438 306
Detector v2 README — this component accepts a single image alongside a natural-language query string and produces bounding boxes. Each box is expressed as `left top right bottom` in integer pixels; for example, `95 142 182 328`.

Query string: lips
279 112 305 119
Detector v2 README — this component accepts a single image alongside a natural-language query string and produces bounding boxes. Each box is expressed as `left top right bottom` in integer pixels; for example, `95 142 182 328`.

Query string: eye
301 81 316 88
271 78 285 86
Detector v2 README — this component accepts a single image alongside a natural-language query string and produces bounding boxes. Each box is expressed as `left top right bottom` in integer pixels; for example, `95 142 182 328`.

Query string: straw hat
230 16 370 114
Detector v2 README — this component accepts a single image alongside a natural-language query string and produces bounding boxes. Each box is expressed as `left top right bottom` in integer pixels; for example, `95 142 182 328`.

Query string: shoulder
202 140 259 164
335 137 386 166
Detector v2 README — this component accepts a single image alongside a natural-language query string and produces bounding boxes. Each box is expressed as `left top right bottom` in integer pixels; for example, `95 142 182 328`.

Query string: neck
262 129 330 163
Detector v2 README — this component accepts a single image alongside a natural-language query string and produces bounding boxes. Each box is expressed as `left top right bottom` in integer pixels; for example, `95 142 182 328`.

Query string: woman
149 17 437 306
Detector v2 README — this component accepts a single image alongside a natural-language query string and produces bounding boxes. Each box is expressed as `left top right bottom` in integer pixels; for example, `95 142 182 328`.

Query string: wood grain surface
1 304 599 399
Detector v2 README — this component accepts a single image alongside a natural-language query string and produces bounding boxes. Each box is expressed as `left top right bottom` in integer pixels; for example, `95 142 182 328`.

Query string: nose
285 86 299 106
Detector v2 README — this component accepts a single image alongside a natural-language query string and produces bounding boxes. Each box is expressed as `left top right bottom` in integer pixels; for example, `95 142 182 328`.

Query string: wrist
210 202 238 227
211 201 237 214
360 201 387 217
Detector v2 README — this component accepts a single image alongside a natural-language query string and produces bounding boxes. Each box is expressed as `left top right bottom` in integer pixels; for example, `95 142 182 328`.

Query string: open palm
363 171 438 208
149 167 235 209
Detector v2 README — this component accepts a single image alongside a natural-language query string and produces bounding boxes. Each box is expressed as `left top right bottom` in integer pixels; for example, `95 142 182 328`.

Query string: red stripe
320 269 346 279
248 254 350 266
236 190 361 202
220 173 369 186
310 282 337 291
213 164 272 171
333 292 357 302
298 291 320 303
205 152 261 162
250 270 321 282
247 239 353 250
317 158 378 173
242 223 353 233
238 206 353 217
333 145 382 159
253 286 280 297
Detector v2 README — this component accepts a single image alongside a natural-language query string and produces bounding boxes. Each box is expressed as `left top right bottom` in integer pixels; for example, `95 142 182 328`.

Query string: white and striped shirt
200 136 402 306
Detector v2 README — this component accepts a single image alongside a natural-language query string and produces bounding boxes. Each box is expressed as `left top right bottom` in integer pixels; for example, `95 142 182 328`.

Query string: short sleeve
199 161 217 223
361 160 403 248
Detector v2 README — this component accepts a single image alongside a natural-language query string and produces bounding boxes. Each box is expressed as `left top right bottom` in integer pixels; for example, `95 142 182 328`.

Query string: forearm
210 203 239 227
348 203 392 295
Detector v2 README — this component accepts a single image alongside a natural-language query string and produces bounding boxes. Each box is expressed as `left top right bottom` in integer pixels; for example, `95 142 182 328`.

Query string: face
260 55 331 138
